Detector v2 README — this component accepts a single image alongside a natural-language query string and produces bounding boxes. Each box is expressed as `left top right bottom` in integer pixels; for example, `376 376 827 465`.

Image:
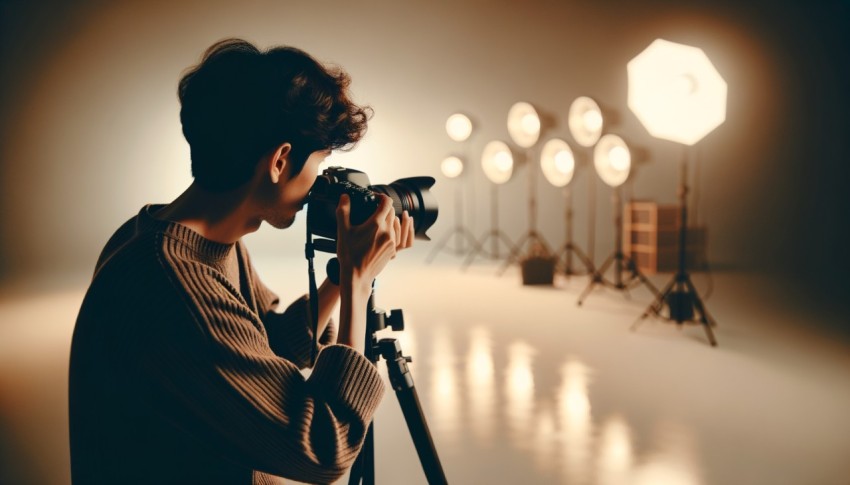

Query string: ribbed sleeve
69 205 384 485
309 345 386 423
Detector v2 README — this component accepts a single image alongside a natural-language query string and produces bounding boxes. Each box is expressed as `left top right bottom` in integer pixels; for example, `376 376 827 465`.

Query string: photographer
69 38 413 484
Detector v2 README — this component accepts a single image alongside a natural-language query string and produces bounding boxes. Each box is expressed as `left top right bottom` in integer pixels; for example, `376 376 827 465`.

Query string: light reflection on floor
2 253 850 484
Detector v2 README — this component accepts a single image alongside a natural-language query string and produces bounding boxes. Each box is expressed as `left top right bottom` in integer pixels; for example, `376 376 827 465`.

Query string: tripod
632 151 717 346
347 281 448 485
426 170 478 264
497 147 552 276
463 183 519 270
577 187 659 305
556 185 594 277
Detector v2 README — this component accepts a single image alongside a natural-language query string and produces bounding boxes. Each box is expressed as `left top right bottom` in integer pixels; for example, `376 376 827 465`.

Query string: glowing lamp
507 102 541 148
568 97 604 147
446 113 473 142
594 134 631 188
540 138 575 188
481 141 514 185
627 38 727 145
440 156 464 178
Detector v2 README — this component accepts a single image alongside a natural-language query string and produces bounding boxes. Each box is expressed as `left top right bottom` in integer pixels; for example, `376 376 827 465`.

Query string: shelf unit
624 201 707 274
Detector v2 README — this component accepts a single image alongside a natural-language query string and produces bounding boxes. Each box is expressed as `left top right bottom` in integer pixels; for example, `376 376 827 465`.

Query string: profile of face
263 147 331 229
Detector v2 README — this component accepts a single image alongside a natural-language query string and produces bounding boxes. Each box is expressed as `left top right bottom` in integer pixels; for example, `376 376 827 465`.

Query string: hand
335 194 399 285
334 194 404 353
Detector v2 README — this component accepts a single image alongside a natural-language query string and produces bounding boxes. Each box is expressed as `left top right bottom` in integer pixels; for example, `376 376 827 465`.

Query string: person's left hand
393 211 415 256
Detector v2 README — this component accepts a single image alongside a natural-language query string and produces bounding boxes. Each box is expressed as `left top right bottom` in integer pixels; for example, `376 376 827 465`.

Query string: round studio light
540 138 576 187
441 156 464 178
594 134 631 187
507 102 541 148
627 38 727 145
446 113 473 142
481 140 514 185
569 96 604 147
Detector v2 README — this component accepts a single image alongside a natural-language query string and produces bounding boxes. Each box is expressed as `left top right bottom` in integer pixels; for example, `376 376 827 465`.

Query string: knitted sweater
69 204 385 484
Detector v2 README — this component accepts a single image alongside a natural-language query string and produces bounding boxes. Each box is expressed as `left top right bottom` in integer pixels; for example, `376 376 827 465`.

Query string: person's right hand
334 194 401 353
335 193 400 289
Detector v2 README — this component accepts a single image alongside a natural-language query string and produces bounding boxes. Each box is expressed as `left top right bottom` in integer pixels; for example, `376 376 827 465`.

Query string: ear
267 143 292 184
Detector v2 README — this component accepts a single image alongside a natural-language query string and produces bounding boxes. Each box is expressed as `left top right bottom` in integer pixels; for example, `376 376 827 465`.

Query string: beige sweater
69 205 384 484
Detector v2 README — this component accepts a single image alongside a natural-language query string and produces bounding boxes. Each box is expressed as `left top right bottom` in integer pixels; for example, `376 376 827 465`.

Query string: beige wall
0 1 845 292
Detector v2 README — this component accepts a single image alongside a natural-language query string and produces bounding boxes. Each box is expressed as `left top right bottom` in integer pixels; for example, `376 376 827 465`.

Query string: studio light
593 134 631 188
568 96 606 269
627 39 726 146
540 138 575 188
480 140 514 185
578 134 659 306
507 102 542 148
446 113 473 142
568 96 604 148
497 101 552 277
463 141 520 269
540 138 593 276
628 38 727 346
428 114 479 265
440 156 464 179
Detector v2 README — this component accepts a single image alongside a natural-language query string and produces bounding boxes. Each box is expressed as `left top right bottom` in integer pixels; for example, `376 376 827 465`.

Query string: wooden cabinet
624 201 707 274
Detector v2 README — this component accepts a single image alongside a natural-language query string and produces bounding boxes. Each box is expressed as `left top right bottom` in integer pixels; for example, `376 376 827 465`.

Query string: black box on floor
521 256 556 285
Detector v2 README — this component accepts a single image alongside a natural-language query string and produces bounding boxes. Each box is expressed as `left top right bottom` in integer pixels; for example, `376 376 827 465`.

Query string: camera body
307 166 438 242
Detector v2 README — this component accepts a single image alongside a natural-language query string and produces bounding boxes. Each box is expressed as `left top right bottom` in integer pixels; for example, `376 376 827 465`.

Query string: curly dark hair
177 38 372 191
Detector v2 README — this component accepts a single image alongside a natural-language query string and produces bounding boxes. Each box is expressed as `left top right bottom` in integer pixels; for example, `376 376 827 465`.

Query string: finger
336 194 351 230
399 211 412 249
405 213 415 248
372 195 394 223
392 215 401 248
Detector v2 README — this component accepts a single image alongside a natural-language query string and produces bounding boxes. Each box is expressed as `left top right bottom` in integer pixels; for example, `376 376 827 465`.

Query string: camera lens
370 177 438 240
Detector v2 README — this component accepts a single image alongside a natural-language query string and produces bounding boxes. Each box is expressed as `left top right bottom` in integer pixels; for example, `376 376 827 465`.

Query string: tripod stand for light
626 38 727 346
557 186 594 277
578 134 659 305
462 183 519 269
497 146 552 276
632 151 717 346
496 102 552 276
426 157 478 263
463 140 519 270
577 186 659 305
539 138 593 277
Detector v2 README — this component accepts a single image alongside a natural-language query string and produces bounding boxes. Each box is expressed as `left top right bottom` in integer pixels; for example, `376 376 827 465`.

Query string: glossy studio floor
1 250 850 485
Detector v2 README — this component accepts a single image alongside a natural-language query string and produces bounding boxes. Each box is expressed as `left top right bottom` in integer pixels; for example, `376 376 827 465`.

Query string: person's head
178 38 371 193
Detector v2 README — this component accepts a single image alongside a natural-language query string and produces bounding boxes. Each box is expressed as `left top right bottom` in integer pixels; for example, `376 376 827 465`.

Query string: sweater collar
138 204 235 263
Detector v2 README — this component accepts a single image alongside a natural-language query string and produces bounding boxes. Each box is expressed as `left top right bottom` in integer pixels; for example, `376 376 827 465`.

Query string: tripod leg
425 229 458 264
378 339 448 485
461 234 490 271
683 277 718 346
636 276 675 325
497 233 529 276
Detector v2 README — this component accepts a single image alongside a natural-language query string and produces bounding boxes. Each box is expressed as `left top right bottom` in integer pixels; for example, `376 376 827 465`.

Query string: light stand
497 146 552 276
463 183 519 269
567 96 606 274
426 158 478 263
577 186 659 305
539 137 593 277
626 38 727 346
558 185 594 277
577 134 659 305
464 140 519 270
633 150 717 346
347 280 448 485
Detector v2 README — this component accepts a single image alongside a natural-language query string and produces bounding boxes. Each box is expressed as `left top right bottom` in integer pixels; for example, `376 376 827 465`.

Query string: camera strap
305 227 321 368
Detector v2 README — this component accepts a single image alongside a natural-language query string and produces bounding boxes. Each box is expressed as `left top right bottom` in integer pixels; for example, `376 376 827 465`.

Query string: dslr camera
307 167 438 242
